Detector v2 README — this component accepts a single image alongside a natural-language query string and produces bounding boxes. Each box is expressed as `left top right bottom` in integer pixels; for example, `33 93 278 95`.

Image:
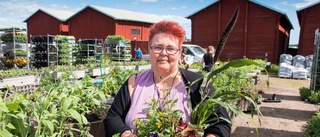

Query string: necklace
153 70 179 111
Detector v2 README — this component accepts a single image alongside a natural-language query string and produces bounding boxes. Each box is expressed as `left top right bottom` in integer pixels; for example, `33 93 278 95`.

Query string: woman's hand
121 130 136 137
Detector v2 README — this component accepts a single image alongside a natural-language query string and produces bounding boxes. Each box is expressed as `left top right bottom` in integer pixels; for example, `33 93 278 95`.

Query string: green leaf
0 129 14 137
5 103 19 111
41 120 54 135
68 109 82 124
6 123 15 129
0 103 9 112
61 96 72 111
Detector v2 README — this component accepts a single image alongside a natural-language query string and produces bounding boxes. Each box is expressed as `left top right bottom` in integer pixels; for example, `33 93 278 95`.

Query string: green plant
261 64 278 75
0 68 35 79
299 87 312 101
105 35 130 46
1 33 27 43
308 91 320 104
186 59 261 135
100 67 139 97
134 98 182 136
0 87 34 136
304 111 320 137
189 61 202 70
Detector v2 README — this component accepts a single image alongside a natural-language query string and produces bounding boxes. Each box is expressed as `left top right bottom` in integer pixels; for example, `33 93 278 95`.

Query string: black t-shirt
203 53 213 67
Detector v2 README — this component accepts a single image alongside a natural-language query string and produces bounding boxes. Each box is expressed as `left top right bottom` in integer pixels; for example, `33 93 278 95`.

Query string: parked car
141 44 206 64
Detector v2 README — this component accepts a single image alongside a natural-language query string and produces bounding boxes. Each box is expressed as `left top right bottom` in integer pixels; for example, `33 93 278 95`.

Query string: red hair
149 20 185 47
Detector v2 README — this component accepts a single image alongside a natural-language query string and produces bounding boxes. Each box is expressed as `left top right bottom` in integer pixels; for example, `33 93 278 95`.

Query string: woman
202 46 215 72
104 21 231 137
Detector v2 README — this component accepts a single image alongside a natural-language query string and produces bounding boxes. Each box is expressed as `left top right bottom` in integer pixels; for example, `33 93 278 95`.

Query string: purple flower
150 133 158 137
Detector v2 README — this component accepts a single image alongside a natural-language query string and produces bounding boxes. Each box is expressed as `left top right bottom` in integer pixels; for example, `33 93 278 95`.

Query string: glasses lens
166 48 177 54
150 46 178 55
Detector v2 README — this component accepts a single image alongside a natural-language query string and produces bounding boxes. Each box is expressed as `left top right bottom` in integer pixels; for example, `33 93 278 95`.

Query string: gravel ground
231 74 320 137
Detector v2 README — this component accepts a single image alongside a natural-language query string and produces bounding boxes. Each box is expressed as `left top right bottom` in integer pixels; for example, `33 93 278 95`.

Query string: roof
186 0 293 29
297 1 320 11
75 5 163 24
24 8 74 22
296 1 320 26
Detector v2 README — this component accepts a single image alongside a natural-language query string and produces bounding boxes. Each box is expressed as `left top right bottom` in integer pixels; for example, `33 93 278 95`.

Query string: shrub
308 91 320 104
299 87 312 101
304 111 320 137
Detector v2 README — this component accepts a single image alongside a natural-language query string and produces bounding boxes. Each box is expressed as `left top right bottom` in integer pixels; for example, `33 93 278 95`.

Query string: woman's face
149 33 181 74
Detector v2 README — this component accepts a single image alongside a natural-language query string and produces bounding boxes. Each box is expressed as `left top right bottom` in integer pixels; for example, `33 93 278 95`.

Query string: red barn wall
247 2 280 63
115 20 152 41
68 7 153 41
68 8 115 40
26 11 62 37
189 0 291 63
297 4 320 56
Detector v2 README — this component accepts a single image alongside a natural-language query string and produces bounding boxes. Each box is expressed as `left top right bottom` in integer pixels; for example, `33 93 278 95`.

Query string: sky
0 0 319 45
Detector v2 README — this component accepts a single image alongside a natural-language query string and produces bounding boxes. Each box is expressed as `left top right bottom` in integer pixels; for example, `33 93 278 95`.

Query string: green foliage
4 50 27 57
134 98 182 136
56 35 75 65
0 68 36 79
1 34 27 43
189 61 202 70
268 64 279 75
189 58 262 134
298 87 320 104
0 90 34 137
106 35 130 45
261 63 279 75
304 111 320 137
299 87 312 100
100 66 139 97
308 91 320 104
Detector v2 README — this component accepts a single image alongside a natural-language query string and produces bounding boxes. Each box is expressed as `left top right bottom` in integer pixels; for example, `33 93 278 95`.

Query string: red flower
178 118 187 129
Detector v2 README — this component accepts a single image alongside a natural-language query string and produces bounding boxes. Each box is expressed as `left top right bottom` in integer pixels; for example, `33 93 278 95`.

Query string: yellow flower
160 116 164 120
156 122 162 128
135 119 141 126
110 69 115 76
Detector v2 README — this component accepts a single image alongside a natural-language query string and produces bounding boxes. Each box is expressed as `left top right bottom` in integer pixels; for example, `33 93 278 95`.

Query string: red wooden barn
67 5 163 41
186 0 293 63
24 5 163 41
297 1 320 56
24 9 72 37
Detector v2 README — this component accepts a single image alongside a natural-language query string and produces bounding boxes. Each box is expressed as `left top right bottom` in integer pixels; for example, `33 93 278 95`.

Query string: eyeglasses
150 46 180 55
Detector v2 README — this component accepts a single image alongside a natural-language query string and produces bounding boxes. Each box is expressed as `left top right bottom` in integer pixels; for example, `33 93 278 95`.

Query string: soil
231 74 320 137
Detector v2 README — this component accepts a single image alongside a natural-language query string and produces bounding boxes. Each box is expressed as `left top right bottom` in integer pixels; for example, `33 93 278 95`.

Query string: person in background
135 47 142 61
103 20 231 137
202 45 215 72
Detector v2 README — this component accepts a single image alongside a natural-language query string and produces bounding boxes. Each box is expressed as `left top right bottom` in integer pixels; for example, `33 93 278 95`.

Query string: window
131 29 140 35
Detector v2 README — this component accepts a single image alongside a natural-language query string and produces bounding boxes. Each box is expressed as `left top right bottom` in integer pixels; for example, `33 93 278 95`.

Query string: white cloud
0 0 41 27
0 0 82 28
138 0 158 2
160 15 191 38
292 0 320 9
171 6 187 11
280 1 289 6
